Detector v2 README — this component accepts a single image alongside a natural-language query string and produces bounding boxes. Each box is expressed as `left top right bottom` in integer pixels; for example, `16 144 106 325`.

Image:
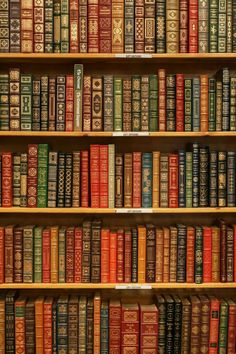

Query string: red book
74 227 82 282
209 297 220 354
1 152 12 207
186 226 195 283
179 0 188 53
83 75 92 131
124 229 132 282
109 300 121 354
27 144 38 208
158 69 166 131
189 0 198 53
203 227 212 283
233 225 236 282
15 297 26 353
43 297 53 354
117 229 124 282
101 228 110 283
109 231 117 282
168 154 178 208
4 225 14 283
176 74 184 131
42 228 51 283
66 227 75 283
140 304 158 354
220 220 227 282
69 0 79 52
90 145 100 208
132 152 141 208
100 145 108 208
121 303 139 354
88 0 99 52
65 75 74 131
99 0 112 52
0 227 4 283
227 300 236 354
81 150 89 207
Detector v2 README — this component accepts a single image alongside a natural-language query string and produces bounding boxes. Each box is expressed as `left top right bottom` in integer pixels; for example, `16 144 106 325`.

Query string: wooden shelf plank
0 207 235 214
0 283 236 289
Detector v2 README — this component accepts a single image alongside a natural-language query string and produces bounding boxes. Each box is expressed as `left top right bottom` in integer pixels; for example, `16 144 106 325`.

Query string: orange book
50 226 59 283
0 227 4 283
101 228 110 283
186 226 195 283
15 296 26 354
35 296 44 354
0 296 4 354
163 227 170 282
152 151 160 208
94 292 101 354
211 226 220 282
43 297 53 354
155 228 164 282
110 231 117 282
203 226 212 283
117 229 124 282
138 225 146 283
200 74 209 132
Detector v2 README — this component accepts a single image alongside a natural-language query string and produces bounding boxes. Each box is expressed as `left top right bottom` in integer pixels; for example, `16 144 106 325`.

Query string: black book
192 143 199 207
165 295 175 354
227 151 236 206
5 290 17 354
57 152 65 207
177 224 187 283
57 295 69 353
25 299 35 354
209 150 218 207
178 150 185 207
131 228 138 283
173 295 182 354
86 297 94 354
156 295 166 354
65 152 73 207
218 151 227 207
199 147 209 207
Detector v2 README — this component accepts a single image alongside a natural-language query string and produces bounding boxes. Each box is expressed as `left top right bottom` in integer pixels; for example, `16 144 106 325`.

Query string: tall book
10 0 20 53
99 0 112 52
34 0 44 53
112 0 124 52
124 0 134 52
189 0 198 52
135 0 144 52
21 0 33 52
166 0 179 53
88 0 99 52
74 64 83 131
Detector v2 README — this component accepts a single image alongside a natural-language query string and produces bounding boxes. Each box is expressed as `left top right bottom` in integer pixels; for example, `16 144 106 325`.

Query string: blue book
142 153 152 208
192 77 200 131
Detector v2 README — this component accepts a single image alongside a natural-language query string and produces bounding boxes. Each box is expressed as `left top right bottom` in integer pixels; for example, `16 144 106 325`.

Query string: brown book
200 74 209 132
155 227 164 282
112 0 124 52
132 151 141 208
199 295 210 354
21 0 33 52
166 0 179 53
35 296 44 354
68 296 79 352
138 225 146 282
186 226 195 283
14 227 23 283
92 76 103 131
152 151 160 208
91 221 101 283
115 153 123 207
181 298 191 354
212 226 220 282
144 0 155 52
146 224 155 282
5 225 14 283
135 0 144 52
158 69 166 131
123 77 132 131
66 227 75 283
190 296 201 352
169 226 177 282
83 75 92 131
82 221 91 283
163 227 170 282
124 153 133 208
141 75 149 131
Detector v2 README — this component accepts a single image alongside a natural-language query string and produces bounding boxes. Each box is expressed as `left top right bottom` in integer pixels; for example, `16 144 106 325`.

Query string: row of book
1 143 236 209
0 220 236 284
1 291 236 353
1 66 236 132
1 0 236 54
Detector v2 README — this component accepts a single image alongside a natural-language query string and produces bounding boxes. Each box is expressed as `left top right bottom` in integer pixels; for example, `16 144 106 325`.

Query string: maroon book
42 228 51 283
168 154 179 208
99 0 112 52
27 145 38 208
1 153 12 207
90 145 100 208
81 150 89 207
109 300 121 354
176 74 184 131
66 227 75 283
122 303 139 354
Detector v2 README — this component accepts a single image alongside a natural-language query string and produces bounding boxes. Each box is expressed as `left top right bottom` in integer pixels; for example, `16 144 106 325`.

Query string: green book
59 227 66 282
209 0 218 52
149 75 158 131
34 226 43 283
61 0 69 52
21 74 32 131
57 295 69 352
23 226 34 283
114 77 123 131
218 0 227 53
219 299 228 353
192 77 200 131
186 152 192 207
230 76 236 131
53 0 61 53
184 78 192 131
141 76 149 131
195 226 203 283
0 74 9 131
132 76 141 131
74 64 83 131
142 153 152 208
45 0 54 53
209 78 216 131
37 144 49 207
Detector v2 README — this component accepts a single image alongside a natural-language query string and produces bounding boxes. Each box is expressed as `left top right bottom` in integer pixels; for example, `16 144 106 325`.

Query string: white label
115 284 152 290
115 53 152 59
112 132 150 137
116 208 153 214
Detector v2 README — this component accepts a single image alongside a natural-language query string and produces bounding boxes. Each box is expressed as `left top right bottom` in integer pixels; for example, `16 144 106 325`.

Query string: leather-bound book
72 151 80 208
152 151 160 208
211 226 220 282
140 304 158 354
108 147 115 207
79 0 88 52
155 228 164 282
68 296 79 352
142 152 152 207
189 0 198 52
186 226 195 283
88 0 99 52
199 295 210 354
123 76 132 131
190 296 201 352
132 152 141 208
218 151 227 207
91 220 101 283
6 291 17 353
177 224 187 282
176 73 184 131
227 151 236 206
180 0 188 52
9 68 20 131
131 228 138 282
114 77 123 131
124 153 132 208
110 230 117 282
34 226 43 283
83 75 92 131
219 68 230 131
56 76 66 131
101 228 110 283
141 76 149 131
158 69 166 131
124 229 132 282
15 296 26 353
61 0 69 53
86 297 93 354
181 297 191 354
226 226 234 282
78 296 87 353
90 144 100 207
178 150 185 207
10 0 20 53
21 0 33 52
156 0 165 53
65 152 73 207
210 150 218 207
0 227 4 283
65 75 74 131
124 0 134 52
48 77 56 131
203 226 212 283
184 78 192 131
92 76 103 131
45 0 54 53
40 76 49 131
82 221 92 283
35 296 44 354
117 228 124 282
227 299 236 353
74 64 83 131
209 296 220 352
173 295 182 353
165 295 174 353
42 228 51 283
115 153 123 207
193 77 200 131
14 227 23 283
100 145 108 208
209 77 216 131
166 74 176 131
200 74 209 131
219 219 227 282
66 227 75 283
50 226 59 283
94 293 101 354
104 76 114 131
99 0 112 52
5 225 14 283
218 0 227 53
163 227 170 282
112 0 124 52
81 150 89 207
138 225 146 282
20 74 32 131
144 0 155 52
146 224 155 282
109 300 121 354
134 0 144 52
37 144 49 208
2 152 12 207
23 225 34 283
43 297 53 353
47 152 58 208
168 154 178 208
156 295 166 353
74 227 82 282
32 78 41 131
25 299 35 354
0 74 9 131
57 152 65 207
57 295 69 353
169 226 177 282
216 81 223 131
132 76 141 131
34 0 44 53
199 147 209 207
160 153 168 207
166 0 179 53
149 75 158 131
58 227 66 283
121 303 139 354
219 299 229 352
209 0 217 52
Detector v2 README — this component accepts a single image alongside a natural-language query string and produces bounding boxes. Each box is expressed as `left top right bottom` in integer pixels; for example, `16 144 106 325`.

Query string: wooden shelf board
1 283 236 289
0 207 235 214
1 131 236 137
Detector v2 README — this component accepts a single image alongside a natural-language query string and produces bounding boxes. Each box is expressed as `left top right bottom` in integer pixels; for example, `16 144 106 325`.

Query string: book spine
209 77 216 131
58 228 65 282
101 301 109 354
50 227 58 283
56 76 66 131
65 75 74 131
216 81 223 131
34 227 42 283
166 74 176 131
115 153 123 207
90 144 100 208
27 145 38 207
227 1 233 52
185 152 192 208
152 151 160 208
57 152 65 207
57 296 68 353
230 76 236 131
88 0 99 52
32 78 41 131
20 74 32 131
43 300 53 353
83 75 92 131
158 69 166 131
166 0 179 53
156 0 165 53
178 150 185 207
109 301 121 354
69 0 79 52
233 0 236 52
74 64 83 131
14 227 23 283
142 152 152 207
144 0 155 53
114 77 123 131
121 304 139 354
45 0 54 53
133 152 141 208
176 74 184 131
163 227 170 282
222 67 230 131
186 226 195 283
190 297 201 353
21 0 33 52
203 227 212 282
132 76 141 131
200 74 209 132
108 144 115 208
209 0 218 52
218 0 227 53
0 74 9 131
13 153 20 207
146 225 155 282
131 228 138 282
184 78 192 131
155 228 164 282
160 154 168 207
0 228 4 283
124 153 132 207
79 0 88 52
169 227 177 282
165 297 174 352
37 144 48 208
5 226 14 283
9 0 20 53
66 227 74 282
100 145 108 208
99 0 112 52
104 76 114 131
82 221 91 283
61 0 69 52
192 77 200 131
199 147 209 207
192 143 199 207
81 150 89 207
177 225 186 282
116 228 124 281
198 0 208 52
227 151 236 206
124 230 132 282
181 299 191 353
218 151 227 207
138 226 146 282
74 227 82 282
53 0 61 53
189 0 198 52
40 76 49 131
149 75 158 131
48 77 56 131
72 151 80 208
101 228 110 282
168 154 178 208
210 150 218 207
92 76 103 131
2 153 12 207
212 227 220 282
25 301 35 354
110 231 117 282
209 298 220 352
15 298 26 354
65 152 73 207
219 300 229 352
123 76 132 131
227 226 234 282
78 297 87 352
135 0 144 52
23 226 34 283
94 293 101 354
227 301 236 353
112 0 124 53
124 0 134 52
42 228 51 283
47 152 58 208
34 0 44 53
9 68 20 131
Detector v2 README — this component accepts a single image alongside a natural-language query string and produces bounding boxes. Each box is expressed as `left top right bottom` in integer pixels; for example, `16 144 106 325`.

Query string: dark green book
195 226 203 283
173 295 182 354
40 76 49 131
5 290 17 354
32 78 41 131
156 295 166 353
132 76 141 131
192 77 200 131
20 74 32 131
209 0 218 52
177 224 187 283
37 144 49 208
23 225 34 283
219 299 229 353
230 76 236 131
101 301 109 354
199 147 209 207
218 0 227 52
0 74 9 131
221 68 230 131
142 152 152 207
165 295 174 353
114 77 123 131
149 75 158 131
34 226 43 283
141 76 149 131
57 295 69 353
184 78 192 131
227 151 236 206
209 150 218 207
166 74 176 131
209 78 216 131
186 152 192 208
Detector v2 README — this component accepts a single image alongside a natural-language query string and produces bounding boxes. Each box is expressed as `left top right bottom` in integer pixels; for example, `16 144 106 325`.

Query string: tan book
112 0 124 52
166 0 179 53
50 226 59 283
152 151 160 208
138 225 146 282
